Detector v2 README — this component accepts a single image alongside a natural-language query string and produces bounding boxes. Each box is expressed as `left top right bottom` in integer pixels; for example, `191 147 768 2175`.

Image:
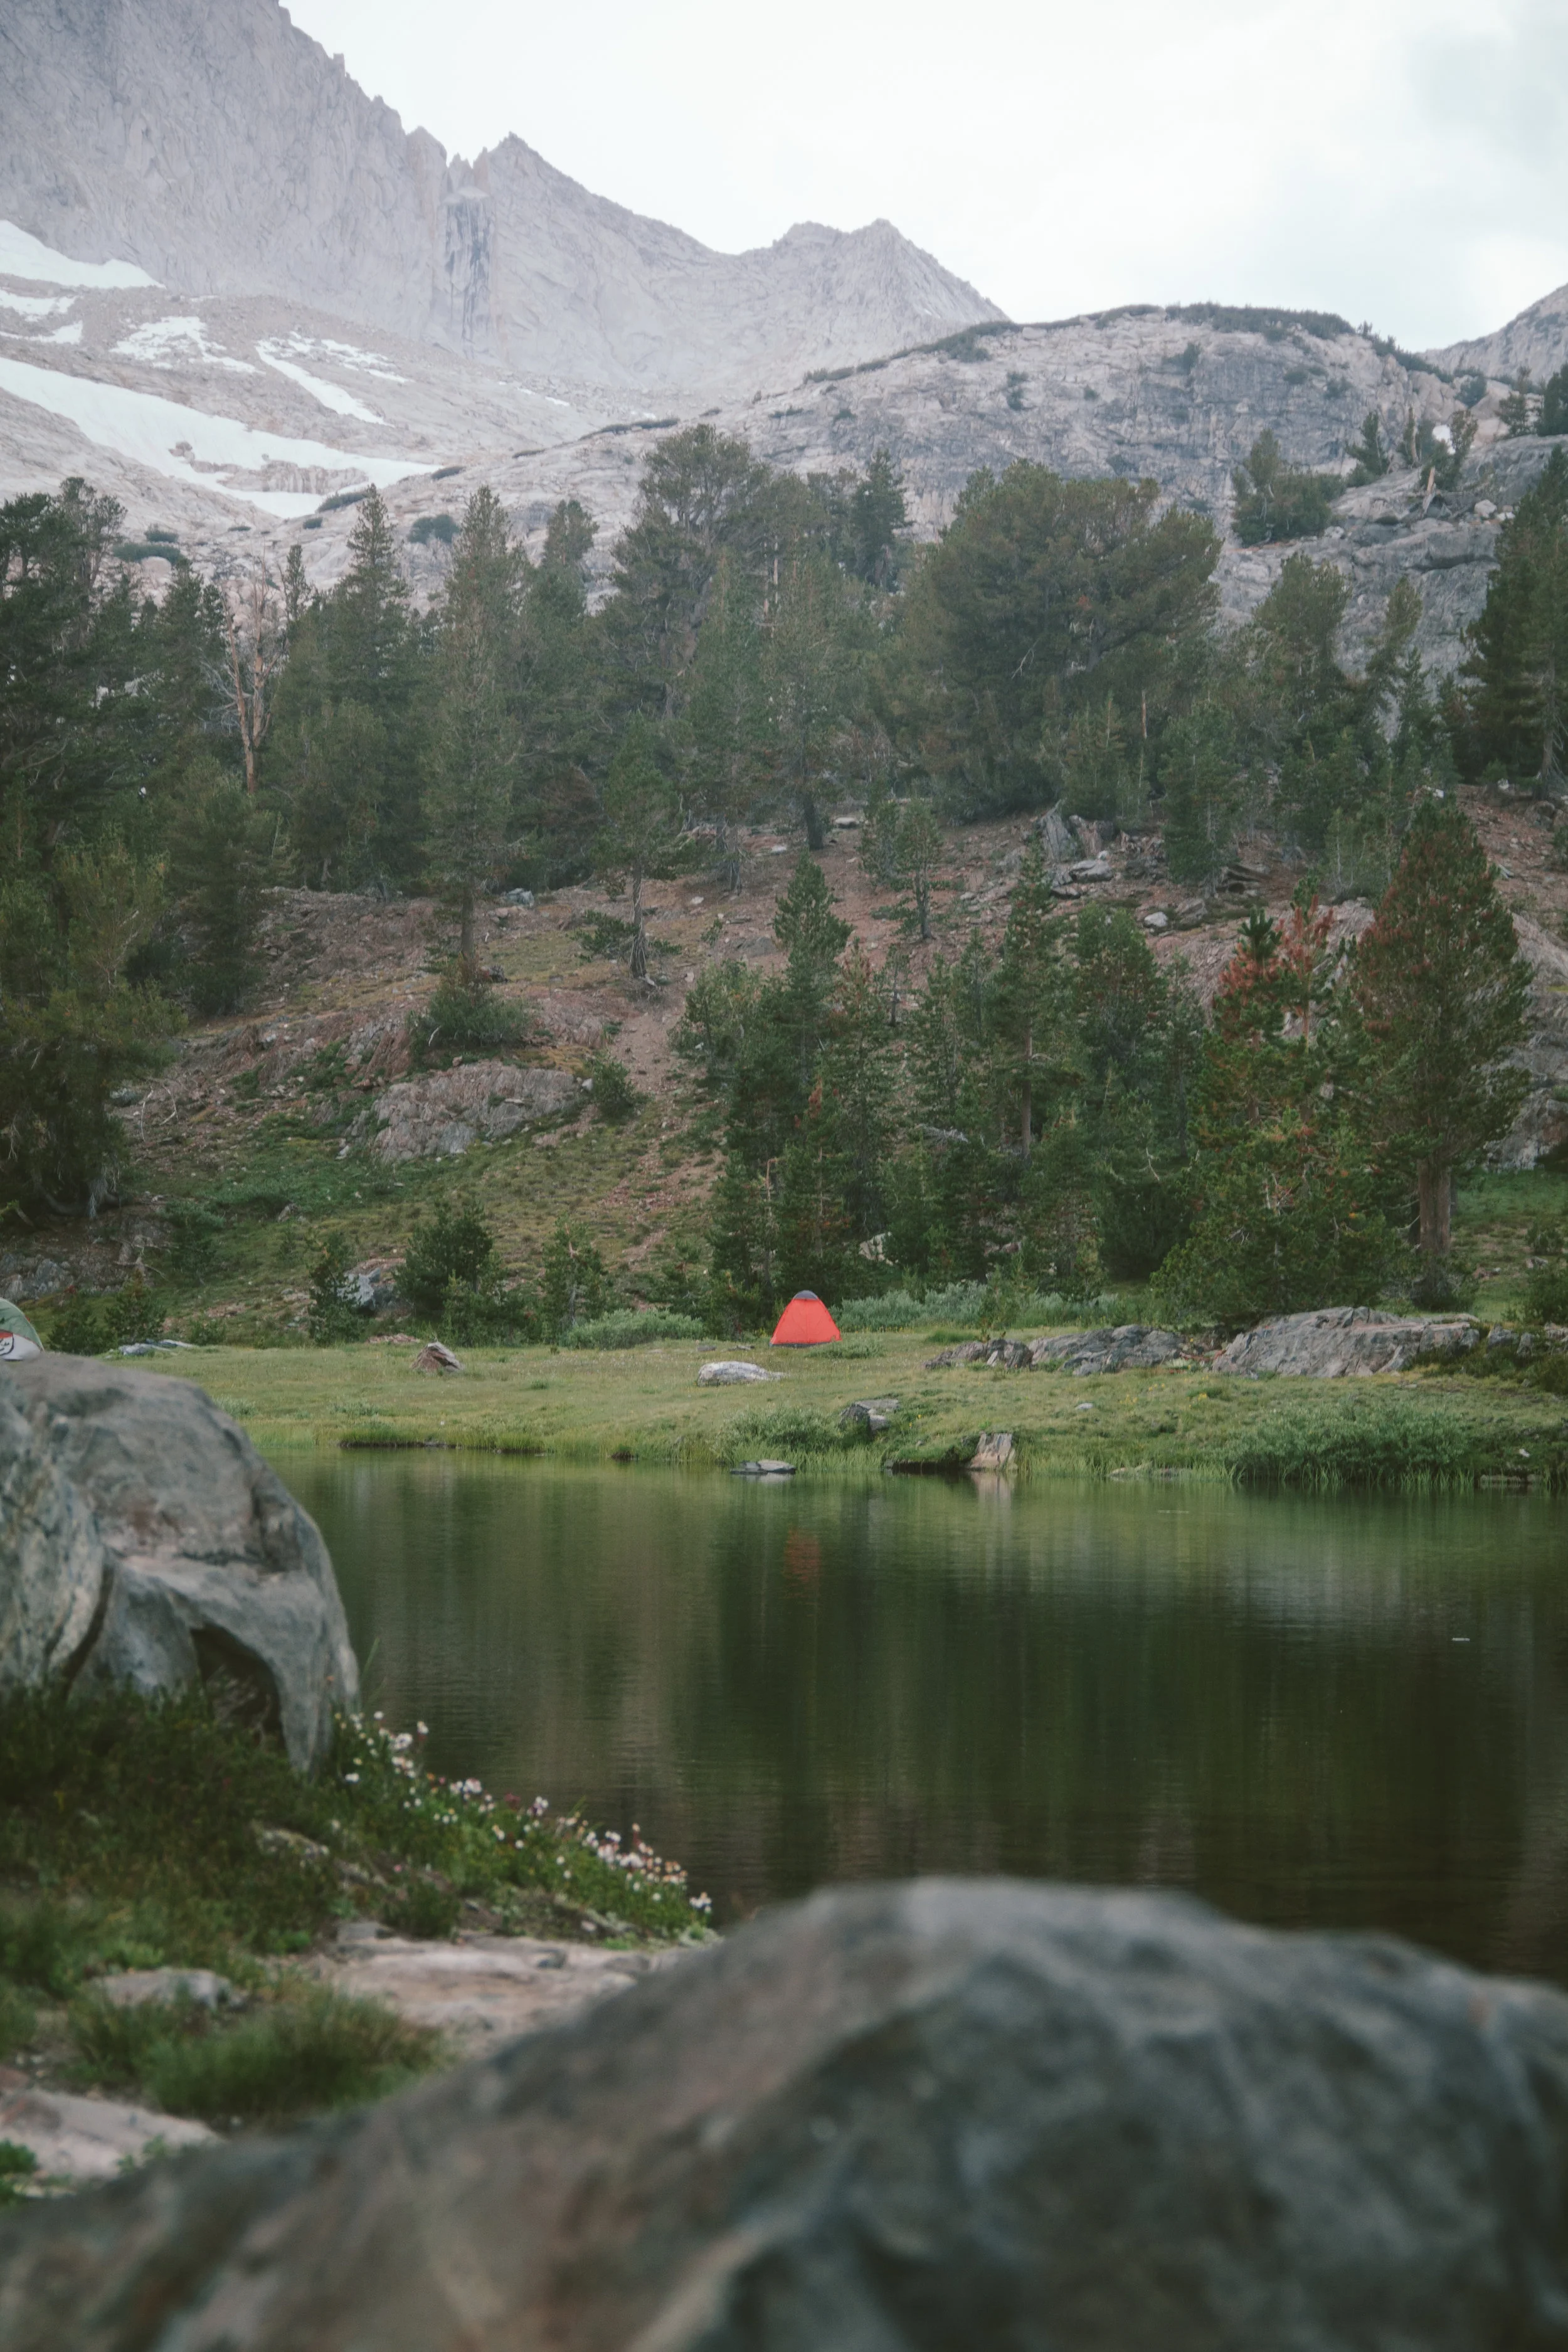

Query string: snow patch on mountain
277 335 406 384
257 341 383 421
0 358 435 516
0 288 75 319
1 319 80 346
114 317 257 372
0 219 157 290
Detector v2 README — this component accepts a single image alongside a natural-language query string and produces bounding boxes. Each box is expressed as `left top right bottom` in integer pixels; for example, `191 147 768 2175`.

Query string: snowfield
277 333 406 384
0 219 159 290
0 359 437 516
257 340 383 421
114 317 258 373
0 288 76 319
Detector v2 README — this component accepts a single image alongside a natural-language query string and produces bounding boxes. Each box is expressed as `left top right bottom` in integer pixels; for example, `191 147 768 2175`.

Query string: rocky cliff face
1430 285 1568 388
0 0 1000 388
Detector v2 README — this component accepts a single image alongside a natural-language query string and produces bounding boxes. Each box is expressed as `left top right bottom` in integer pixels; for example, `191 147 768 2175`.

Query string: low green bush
719 1405 865 1463
1224 1397 1556 1488
70 1985 442 2124
586 1052 640 1124
440 1278 538 1347
402 1203 500 1318
380 1877 462 1939
0 2142 37 2207
838 1282 989 1332
0 1984 36 2062
561 1309 703 1350
408 979 534 1067
1524 1259 1568 1325
1409 1257 1479 1313
307 1235 368 1345
835 1290 930 1332
837 1281 1120 1332
45 1271 165 1355
165 1203 226 1284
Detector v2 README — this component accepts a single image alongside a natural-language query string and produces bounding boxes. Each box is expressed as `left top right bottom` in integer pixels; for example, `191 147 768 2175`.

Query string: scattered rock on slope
8 1879 1568 2348
1215 1307 1480 1378
1 1358 358 1769
928 1325 1193 1374
367 1061 581 1162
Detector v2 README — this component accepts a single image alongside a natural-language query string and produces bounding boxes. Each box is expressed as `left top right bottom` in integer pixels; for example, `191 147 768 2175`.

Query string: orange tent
770 1291 840 1346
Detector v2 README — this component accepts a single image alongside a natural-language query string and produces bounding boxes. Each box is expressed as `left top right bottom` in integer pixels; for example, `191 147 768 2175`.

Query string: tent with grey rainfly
0 1300 44 1363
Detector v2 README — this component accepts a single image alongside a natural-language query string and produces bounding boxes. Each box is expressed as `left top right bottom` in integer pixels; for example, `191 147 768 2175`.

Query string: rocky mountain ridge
1 0 1564 680
1431 283 1568 391
0 0 1000 389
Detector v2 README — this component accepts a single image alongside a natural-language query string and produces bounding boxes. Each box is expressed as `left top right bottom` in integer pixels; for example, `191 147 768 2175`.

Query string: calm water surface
273 1453 1568 1975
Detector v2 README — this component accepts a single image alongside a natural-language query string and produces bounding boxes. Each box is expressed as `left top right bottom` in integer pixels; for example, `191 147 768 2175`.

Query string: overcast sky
287 0 1567 352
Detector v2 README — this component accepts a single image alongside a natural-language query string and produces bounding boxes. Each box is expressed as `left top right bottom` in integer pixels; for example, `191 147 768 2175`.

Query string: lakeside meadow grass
127 1335 1568 1490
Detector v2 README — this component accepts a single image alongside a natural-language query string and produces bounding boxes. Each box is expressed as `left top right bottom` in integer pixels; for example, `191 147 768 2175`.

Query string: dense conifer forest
3 432 1564 1334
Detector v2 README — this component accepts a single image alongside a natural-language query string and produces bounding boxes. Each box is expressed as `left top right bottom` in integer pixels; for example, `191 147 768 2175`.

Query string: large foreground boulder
1216 1306 1481 1377
6 1878 1568 2349
0 1359 358 1769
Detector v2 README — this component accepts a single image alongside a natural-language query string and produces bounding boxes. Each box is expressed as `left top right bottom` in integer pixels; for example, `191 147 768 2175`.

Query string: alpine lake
269 1448 1568 1982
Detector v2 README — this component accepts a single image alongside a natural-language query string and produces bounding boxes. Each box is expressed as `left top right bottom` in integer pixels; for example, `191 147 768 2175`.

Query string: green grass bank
132 1334 1568 1491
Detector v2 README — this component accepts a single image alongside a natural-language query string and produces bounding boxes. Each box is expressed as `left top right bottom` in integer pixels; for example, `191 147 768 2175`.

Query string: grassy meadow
132 1330 1568 1491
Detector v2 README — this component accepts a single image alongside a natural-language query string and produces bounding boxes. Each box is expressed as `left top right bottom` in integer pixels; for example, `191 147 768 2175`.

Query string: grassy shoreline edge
124 1335 1568 1492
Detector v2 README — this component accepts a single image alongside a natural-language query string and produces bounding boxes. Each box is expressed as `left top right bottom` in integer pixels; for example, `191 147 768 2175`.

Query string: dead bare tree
223 563 285 794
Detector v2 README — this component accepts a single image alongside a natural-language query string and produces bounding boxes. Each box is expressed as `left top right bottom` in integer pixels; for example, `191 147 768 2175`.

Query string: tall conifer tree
423 489 522 971
1352 798 1531 1257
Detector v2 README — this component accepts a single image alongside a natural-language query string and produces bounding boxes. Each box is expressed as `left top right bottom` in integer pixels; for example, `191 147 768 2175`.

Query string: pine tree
1158 699 1248 887
683 553 766 887
1231 431 1335 546
847 447 908 588
897 463 1219 813
513 504 606 888
1352 798 1531 1258
1500 374 1539 438
591 716 696 982
773 854 851 1093
1153 899 1397 1328
1346 412 1389 485
603 426 772 716
815 942 899 1248
885 796 947 939
1541 367 1568 439
167 758 280 1012
423 489 522 971
1458 448 1568 789
761 554 859 850
990 840 1074 1161
267 489 426 887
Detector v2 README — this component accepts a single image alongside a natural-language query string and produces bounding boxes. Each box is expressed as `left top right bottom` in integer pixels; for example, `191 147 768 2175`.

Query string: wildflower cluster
326 1714 711 1941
